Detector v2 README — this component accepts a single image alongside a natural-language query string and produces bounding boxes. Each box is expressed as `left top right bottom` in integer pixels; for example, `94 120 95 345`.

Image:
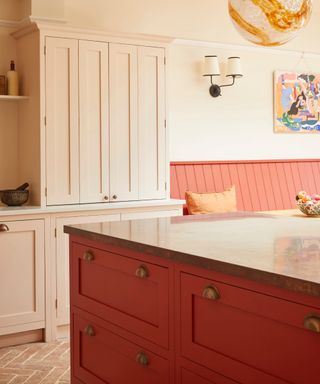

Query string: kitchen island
65 212 320 384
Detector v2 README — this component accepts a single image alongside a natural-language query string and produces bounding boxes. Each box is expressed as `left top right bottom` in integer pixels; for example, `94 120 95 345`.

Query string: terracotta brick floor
0 341 70 384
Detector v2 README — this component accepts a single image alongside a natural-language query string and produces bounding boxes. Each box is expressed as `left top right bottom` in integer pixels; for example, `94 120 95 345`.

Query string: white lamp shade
204 55 220 76
226 56 243 78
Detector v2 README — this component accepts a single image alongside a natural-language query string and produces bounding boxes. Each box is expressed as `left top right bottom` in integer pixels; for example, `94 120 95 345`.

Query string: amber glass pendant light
228 0 313 46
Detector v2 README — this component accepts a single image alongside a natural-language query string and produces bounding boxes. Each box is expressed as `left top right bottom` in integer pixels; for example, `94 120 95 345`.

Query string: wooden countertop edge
64 225 320 298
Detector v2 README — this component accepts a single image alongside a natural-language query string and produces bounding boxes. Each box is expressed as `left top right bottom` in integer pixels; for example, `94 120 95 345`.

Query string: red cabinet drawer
70 241 169 348
73 311 170 384
180 272 320 384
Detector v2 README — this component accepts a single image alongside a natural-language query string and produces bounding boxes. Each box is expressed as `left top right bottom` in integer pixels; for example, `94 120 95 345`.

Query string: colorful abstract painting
274 71 320 133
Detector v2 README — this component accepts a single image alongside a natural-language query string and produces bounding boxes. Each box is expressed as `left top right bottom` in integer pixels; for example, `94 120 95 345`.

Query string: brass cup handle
135 265 149 279
83 250 94 262
304 315 320 333
84 324 95 337
0 224 9 232
136 351 149 366
202 285 220 300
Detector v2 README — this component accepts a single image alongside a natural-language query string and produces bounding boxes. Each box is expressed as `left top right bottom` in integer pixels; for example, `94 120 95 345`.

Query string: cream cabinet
0 219 45 336
45 37 167 206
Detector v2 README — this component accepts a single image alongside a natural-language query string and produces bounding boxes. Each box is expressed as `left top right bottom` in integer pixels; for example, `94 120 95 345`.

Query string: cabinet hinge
165 182 167 191
164 57 166 65
54 228 57 238
44 45 46 55
44 187 47 197
44 116 47 126
55 299 58 309
164 119 167 129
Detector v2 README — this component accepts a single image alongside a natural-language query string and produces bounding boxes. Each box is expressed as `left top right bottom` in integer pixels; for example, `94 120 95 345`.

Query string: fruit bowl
296 191 320 216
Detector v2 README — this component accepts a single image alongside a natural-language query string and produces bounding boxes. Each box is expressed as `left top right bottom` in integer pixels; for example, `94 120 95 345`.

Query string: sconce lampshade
226 56 243 78
204 55 220 76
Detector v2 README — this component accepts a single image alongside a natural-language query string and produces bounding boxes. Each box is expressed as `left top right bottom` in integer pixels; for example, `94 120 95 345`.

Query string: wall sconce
203 56 243 97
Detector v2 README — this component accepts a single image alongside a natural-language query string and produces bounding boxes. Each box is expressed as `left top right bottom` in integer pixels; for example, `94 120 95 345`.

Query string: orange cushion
185 186 237 215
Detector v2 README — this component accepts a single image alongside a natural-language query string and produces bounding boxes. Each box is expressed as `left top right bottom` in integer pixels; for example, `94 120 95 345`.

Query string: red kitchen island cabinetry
65 213 320 384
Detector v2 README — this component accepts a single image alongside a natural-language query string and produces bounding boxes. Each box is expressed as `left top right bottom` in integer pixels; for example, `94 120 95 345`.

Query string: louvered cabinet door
109 43 139 202
79 40 109 204
45 37 79 205
138 47 166 200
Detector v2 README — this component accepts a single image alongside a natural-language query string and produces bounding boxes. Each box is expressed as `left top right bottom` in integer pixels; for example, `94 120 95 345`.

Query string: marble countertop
64 211 320 297
0 199 184 217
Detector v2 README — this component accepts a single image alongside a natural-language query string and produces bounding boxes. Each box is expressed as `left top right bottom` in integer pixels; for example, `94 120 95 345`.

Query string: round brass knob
135 265 149 279
0 224 9 232
202 285 220 300
84 324 95 337
112 195 118 200
304 315 320 333
136 351 149 366
83 250 94 262
103 195 109 201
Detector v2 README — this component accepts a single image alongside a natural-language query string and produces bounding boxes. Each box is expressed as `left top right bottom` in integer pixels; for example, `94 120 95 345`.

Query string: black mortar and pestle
0 183 29 206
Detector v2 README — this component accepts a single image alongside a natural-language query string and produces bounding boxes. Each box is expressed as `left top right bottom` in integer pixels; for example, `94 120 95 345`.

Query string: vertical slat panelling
228 164 244 210
283 163 297 207
220 164 232 190
170 160 320 213
297 162 312 194
237 164 253 211
170 165 180 199
275 163 291 209
302 162 316 193
311 162 320 193
202 164 216 192
245 164 261 211
290 162 303 193
260 163 277 210
269 163 284 210
194 165 207 192
252 164 268 211
176 166 189 199
210 164 224 192
185 165 199 193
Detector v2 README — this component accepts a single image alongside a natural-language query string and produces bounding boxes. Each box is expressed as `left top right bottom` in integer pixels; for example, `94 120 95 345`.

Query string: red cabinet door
179 272 320 384
70 241 170 348
73 311 170 384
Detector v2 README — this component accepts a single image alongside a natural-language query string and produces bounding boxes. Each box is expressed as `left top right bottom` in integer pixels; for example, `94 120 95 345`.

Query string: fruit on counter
296 190 320 216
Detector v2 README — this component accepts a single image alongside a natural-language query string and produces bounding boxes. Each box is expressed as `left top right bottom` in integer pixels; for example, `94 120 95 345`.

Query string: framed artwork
274 71 320 133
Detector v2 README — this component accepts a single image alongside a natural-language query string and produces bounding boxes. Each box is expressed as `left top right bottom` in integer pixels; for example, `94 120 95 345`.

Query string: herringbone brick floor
0 341 70 384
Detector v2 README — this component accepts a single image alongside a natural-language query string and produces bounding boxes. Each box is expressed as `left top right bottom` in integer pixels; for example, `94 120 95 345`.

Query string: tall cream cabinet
0 22 182 346
0 219 45 337
45 37 166 206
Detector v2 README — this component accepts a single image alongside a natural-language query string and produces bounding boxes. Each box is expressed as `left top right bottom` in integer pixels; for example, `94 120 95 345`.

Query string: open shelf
0 95 29 101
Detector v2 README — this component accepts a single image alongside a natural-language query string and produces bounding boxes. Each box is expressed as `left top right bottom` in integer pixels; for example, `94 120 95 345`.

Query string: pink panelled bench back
170 159 320 213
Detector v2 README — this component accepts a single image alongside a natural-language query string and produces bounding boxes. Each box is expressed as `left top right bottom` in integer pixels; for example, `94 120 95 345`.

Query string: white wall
168 43 320 161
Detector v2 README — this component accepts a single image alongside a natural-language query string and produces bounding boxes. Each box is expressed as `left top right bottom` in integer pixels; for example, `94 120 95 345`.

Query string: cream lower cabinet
0 219 45 336
45 37 167 206
54 213 121 327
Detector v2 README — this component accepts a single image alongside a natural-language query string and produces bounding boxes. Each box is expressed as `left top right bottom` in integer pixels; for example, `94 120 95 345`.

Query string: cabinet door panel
70 241 170 348
45 37 79 205
79 41 109 203
56 214 120 326
180 272 320 384
138 47 166 200
0 220 45 334
73 311 170 384
109 43 139 202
